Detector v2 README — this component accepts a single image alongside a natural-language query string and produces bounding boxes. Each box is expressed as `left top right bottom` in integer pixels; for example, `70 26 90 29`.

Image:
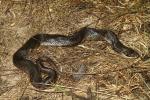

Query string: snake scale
13 27 140 89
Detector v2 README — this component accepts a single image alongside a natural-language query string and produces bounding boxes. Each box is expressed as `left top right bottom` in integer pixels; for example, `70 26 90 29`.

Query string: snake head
122 48 140 58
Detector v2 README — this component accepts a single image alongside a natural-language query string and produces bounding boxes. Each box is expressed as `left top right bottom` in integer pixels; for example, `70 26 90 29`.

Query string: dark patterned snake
13 27 140 89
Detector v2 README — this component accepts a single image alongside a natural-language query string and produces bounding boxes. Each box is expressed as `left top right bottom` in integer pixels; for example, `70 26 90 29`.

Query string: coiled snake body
13 27 139 89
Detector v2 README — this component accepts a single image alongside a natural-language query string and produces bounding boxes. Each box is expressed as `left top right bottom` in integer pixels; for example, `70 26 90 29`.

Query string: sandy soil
0 0 150 100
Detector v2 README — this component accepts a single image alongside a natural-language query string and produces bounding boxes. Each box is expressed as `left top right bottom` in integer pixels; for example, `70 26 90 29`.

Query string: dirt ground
0 0 150 100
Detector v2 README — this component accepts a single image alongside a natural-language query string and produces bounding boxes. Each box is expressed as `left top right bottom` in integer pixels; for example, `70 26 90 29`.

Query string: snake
13 27 140 89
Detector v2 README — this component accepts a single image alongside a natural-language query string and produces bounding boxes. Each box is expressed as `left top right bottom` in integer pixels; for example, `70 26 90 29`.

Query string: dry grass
0 0 150 100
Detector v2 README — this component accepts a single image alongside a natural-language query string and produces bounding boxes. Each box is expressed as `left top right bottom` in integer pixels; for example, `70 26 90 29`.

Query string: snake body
13 27 139 89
